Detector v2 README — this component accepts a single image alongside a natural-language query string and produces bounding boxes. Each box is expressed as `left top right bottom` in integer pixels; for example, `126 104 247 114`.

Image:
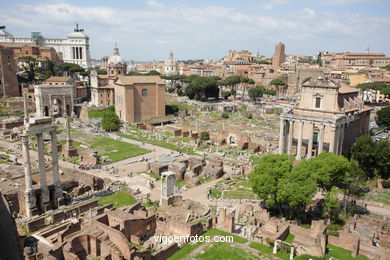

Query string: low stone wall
25 217 45 233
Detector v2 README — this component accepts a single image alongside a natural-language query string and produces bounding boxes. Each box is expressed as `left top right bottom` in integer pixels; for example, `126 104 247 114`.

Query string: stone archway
51 98 62 117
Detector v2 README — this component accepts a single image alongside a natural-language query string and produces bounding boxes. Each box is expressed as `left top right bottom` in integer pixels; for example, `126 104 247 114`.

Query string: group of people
78 164 101 170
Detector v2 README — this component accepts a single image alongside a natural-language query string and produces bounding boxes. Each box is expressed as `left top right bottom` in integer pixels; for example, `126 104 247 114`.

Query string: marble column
296 121 304 160
307 122 314 158
278 119 286 154
21 134 36 216
22 135 33 191
50 131 63 203
287 120 293 154
48 94 52 117
70 92 74 116
339 124 345 155
36 133 49 205
318 124 325 154
62 95 67 116
329 126 337 153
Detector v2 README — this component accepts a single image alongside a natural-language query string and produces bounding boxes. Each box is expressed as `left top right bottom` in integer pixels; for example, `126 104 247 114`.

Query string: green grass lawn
223 190 257 200
195 243 258 260
98 190 137 208
367 192 390 205
284 233 295 243
118 132 198 155
62 130 150 164
168 229 247 260
325 244 369 260
90 136 150 163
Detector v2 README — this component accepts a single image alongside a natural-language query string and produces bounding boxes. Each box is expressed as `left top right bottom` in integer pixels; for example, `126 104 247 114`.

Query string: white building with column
0 25 91 68
163 52 178 76
278 76 371 159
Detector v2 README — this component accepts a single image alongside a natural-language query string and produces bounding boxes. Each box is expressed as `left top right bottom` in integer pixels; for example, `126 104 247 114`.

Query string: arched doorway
44 106 49 117
51 98 62 117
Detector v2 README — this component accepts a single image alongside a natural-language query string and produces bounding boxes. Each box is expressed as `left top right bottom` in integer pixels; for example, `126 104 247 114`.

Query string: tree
184 76 220 100
374 140 390 179
350 135 378 179
200 131 210 141
97 69 107 75
317 52 323 66
357 82 390 99
248 85 265 102
221 91 231 100
270 79 286 96
322 188 340 221
376 106 390 128
219 75 252 98
101 108 121 131
278 159 318 218
40 59 57 80
55 62 85 79
19 56 38 83
369 59 374 67
308 152 350 192
249 154 294 214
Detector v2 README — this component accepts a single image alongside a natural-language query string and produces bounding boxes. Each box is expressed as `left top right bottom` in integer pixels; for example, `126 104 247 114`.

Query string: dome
108 44 126 65
67 24 88 38
164 52 177 66
67 31 88 38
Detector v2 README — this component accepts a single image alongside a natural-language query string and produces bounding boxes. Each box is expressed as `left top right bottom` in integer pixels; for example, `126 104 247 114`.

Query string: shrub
265 238 274 247
200 131 210 141
221 112 229 119
382 180 390 188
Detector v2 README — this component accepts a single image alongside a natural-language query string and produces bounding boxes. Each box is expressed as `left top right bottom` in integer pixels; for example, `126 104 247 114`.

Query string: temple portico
278 114 348 159
22 95 64 218
278 76 371 159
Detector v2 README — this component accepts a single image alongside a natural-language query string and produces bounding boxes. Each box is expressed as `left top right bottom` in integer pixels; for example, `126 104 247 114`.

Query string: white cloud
0 1 389 60
298 8 316 19
259 0 290 10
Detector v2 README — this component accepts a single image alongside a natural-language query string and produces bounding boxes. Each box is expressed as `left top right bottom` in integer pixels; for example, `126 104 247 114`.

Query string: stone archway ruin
34 84 74 117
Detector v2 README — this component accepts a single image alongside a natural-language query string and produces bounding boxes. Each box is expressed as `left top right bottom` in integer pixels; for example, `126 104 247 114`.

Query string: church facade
278 76 371 159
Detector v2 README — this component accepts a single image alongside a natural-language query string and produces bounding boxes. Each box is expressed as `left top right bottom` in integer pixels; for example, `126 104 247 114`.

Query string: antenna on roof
366 45 371 54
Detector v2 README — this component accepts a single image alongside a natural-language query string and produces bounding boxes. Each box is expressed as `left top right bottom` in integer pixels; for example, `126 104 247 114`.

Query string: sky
0 0 389 61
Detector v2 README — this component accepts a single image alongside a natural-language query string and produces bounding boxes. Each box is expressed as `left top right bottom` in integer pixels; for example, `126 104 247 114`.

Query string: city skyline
0 0 389 61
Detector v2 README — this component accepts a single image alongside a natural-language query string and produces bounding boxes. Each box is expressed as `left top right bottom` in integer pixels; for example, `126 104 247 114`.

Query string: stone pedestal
62 145 78 158
24 190 37 218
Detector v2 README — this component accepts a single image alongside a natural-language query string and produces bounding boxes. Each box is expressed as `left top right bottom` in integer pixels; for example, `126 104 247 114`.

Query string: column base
41 187 50 209
24 190 37 218
53 182 63 207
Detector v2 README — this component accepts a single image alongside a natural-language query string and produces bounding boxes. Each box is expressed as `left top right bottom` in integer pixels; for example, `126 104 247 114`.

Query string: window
315 97 321 108
142 89 148 96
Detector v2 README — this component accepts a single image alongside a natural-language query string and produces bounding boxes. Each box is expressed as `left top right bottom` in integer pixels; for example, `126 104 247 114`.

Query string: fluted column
318 124 325 154
50 130 62 203
22 134 36 216
21 134 33 191
287 120 293 154
307 122 314 158
296 121 304 160
329 126 336 153
339 124 345 155
278 119 286 154
36 133 49 204
48 94 52 117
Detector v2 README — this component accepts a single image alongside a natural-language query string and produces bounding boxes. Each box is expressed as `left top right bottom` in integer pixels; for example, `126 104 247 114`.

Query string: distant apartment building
321 51 390 68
